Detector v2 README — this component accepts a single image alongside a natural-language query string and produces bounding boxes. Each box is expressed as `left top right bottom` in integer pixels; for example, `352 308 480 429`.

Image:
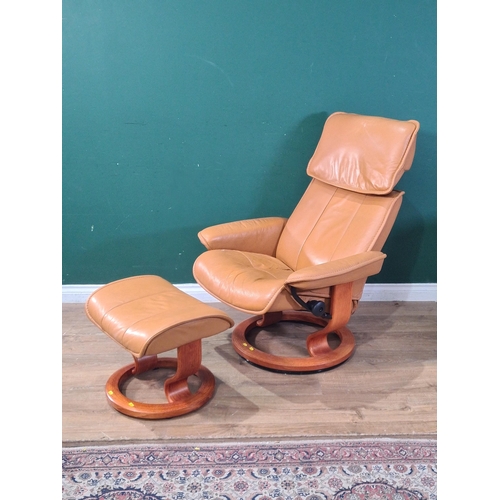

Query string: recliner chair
193 112 419 373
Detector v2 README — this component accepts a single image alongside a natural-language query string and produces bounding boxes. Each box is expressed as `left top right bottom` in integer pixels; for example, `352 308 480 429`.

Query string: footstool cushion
86 275 234 358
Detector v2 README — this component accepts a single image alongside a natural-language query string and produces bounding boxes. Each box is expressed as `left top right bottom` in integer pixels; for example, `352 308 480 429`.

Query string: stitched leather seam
326 193 364 262
294 179 338 270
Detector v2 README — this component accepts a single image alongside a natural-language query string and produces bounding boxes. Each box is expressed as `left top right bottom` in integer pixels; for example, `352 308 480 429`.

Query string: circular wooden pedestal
232 311 356 374
105 357 216 419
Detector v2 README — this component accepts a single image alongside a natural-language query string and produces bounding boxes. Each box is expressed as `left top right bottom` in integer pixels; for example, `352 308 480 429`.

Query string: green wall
62 0 436 285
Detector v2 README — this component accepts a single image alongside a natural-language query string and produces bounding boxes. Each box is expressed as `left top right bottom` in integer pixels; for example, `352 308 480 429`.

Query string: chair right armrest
285 251 386 290
198 217 288 256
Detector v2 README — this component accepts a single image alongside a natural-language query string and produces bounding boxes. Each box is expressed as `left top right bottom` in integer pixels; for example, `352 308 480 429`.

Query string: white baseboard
62 282 436 304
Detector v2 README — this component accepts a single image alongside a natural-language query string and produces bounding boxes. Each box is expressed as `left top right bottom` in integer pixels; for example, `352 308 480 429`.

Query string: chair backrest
275 112 419 300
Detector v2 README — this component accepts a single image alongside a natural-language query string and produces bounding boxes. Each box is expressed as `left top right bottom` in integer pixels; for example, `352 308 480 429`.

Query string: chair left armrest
197 217 287 255
285 251 386 290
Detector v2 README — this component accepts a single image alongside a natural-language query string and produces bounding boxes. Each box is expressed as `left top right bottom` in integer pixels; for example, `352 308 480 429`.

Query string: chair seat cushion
193 250 296 314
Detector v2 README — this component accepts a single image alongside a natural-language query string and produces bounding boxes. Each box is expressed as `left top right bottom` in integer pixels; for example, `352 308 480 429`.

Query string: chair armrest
197 217 288 255
285 251 386 289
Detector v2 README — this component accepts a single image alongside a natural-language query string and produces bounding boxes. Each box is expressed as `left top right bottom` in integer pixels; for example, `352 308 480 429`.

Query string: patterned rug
62 439 437 500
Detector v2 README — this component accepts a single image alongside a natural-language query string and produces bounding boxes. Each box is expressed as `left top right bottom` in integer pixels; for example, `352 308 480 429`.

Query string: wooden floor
62 300 436 447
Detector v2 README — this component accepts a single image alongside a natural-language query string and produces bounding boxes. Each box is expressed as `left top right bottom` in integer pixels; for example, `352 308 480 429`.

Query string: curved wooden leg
131 354 159 375
105 340 215 419
306 282 354 357
164 341 203 403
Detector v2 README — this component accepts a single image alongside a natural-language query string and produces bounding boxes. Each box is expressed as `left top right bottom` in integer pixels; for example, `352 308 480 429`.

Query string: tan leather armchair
193 112 420 373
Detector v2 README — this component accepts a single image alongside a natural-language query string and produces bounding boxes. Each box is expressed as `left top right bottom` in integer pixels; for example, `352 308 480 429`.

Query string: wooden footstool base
85 275 234 419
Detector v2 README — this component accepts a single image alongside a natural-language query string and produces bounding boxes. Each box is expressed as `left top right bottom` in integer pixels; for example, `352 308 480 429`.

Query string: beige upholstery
86 275 234 358
193 112 419 317
306 112 418 194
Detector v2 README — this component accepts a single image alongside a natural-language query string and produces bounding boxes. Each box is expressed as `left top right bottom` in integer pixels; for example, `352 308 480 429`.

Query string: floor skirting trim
62 282 436 303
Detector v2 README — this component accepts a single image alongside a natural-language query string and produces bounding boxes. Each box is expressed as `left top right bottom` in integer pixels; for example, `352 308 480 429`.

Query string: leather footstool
85 275 234 419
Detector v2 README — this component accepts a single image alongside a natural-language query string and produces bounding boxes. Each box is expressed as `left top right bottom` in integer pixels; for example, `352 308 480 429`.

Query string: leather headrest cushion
306 112 420 195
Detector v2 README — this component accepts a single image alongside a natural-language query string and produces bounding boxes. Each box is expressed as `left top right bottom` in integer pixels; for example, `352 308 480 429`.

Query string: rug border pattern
62 438 437 500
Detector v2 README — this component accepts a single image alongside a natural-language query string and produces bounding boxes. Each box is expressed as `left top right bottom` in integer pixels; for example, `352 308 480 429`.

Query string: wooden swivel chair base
231 283 355 373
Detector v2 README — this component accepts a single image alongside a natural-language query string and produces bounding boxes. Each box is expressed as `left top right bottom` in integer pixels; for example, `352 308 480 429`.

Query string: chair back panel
276 179 403 271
